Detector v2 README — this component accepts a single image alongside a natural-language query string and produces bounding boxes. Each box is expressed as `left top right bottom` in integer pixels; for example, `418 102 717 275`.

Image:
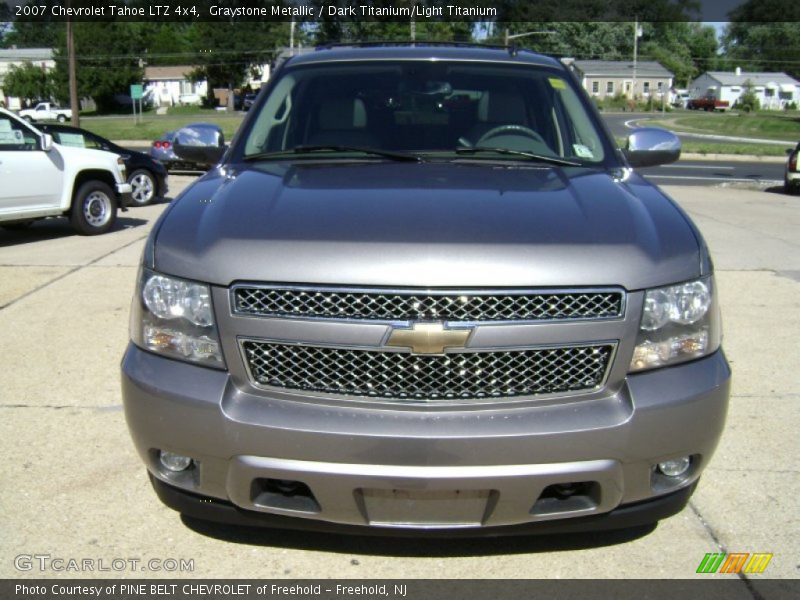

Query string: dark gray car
122 45 730 535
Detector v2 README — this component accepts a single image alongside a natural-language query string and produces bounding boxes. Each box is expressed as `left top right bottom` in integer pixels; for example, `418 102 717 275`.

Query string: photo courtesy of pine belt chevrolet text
121 44 731 535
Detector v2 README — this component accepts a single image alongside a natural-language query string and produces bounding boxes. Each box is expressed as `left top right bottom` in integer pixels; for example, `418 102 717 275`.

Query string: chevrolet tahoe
121 45 730 536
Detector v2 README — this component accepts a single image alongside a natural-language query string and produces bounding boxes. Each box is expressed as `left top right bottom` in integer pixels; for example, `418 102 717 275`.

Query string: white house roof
0 48 54 62
143 65 198 82
703 71 800 87
572 60 673 79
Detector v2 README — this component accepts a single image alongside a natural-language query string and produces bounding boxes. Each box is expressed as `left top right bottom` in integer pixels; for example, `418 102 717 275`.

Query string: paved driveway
1 177 797 583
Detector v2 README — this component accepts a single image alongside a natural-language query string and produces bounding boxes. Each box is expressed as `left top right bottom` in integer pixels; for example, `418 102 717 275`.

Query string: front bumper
116 182 133 210
122 345 729 531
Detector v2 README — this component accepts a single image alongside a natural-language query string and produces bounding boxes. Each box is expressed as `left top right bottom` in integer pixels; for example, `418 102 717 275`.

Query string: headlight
130 269 224 368
629 276 721 372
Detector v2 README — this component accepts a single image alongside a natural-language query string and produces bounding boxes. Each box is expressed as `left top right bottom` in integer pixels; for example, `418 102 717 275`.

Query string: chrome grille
242 341 614 401
232 287 624 322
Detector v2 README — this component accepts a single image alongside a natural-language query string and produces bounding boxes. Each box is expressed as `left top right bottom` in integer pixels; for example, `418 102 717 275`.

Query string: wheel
23 115 33 122
69 181 117 235
786 179 800 196
128 169 157 206
57 114 67 123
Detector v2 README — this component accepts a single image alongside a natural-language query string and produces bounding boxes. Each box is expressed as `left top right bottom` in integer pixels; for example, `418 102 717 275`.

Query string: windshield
241 61 609 164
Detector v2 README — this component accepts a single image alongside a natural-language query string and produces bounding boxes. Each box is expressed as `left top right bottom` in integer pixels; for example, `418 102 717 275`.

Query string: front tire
57 114 67 123
128 169 157 206
69 181 117 235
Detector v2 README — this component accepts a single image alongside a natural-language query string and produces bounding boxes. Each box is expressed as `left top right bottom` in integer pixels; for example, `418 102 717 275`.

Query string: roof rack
314 40 517 53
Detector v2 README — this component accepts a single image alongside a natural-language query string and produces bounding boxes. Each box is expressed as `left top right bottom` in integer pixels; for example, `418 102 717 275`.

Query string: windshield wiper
244 145 424 162
454 146 580 167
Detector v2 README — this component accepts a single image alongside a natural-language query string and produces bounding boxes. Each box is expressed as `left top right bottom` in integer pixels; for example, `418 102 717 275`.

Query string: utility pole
66 8 79 127
631 17 641 102
410 19 416 41
289 19 295 55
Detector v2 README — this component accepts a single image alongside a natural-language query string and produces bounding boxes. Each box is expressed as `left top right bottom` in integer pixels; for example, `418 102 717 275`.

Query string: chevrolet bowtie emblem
386 322 472 354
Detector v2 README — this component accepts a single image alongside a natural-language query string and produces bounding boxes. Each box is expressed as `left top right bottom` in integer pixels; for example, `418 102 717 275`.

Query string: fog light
159 451 192 472
657 456 691 477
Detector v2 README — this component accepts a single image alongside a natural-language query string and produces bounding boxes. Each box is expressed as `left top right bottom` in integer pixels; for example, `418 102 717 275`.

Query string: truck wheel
57 114 67 123
128 169 156 206
23 116 33 122
69 181 117 235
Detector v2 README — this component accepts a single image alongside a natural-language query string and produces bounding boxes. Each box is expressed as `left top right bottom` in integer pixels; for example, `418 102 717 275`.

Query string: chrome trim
237 336 619 407
229 283 627 326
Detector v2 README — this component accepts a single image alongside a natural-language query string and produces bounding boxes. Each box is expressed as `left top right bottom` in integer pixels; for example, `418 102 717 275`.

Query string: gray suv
122 44 730 535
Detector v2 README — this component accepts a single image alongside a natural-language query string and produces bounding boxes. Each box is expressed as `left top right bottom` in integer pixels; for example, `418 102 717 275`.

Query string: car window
53 131 104 150
0 115 38 151
242 61 608 164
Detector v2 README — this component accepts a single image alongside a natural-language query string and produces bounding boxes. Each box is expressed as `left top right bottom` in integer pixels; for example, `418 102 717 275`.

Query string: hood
154 161 700 290
54 143 120 168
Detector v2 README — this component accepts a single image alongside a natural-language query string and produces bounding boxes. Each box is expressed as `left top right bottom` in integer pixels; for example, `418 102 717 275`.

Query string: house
0 48 55 110
143 65 209 107
572 60 674 100
689 68 799 110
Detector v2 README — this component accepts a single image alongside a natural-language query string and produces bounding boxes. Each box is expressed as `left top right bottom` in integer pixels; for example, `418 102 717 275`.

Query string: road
638 159 785 187
600 112 789 186
1 178 798 583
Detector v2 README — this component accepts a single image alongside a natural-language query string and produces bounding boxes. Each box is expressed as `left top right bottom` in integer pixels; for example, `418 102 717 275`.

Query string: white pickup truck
18 102 73 123
0 108 132 235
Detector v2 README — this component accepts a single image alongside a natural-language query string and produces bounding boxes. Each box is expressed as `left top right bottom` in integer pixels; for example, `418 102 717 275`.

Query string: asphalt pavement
0 177 798 583
600 112 790 186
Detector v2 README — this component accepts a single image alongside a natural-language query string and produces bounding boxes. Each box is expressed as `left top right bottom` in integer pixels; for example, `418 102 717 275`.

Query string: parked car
122 44 730 535
242 93 258 111
18 102 72 123
686 95 729 111
38 123 168 206
786 142 800 195
149 124 223 171
671 90 689 109
0 107 131 234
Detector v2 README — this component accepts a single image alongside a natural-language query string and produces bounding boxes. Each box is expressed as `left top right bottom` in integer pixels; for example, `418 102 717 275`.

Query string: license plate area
359 488 492 527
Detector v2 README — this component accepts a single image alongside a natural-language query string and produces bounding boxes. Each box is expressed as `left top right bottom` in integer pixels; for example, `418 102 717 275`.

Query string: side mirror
173 125 225 167
622 127 681 168
787 148 794 156
41 133 54 152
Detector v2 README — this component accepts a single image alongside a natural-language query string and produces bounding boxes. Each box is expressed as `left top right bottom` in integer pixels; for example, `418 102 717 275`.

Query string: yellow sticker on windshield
549 78 567 90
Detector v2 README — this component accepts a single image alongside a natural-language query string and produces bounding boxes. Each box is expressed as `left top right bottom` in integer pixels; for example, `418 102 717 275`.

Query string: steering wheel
477 124 546 146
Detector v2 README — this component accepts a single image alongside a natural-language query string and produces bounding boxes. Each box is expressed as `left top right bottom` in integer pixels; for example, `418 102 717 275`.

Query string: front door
0 113 64 216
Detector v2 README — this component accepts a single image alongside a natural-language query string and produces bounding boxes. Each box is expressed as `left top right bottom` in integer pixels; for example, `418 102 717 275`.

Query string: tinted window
0 115 38 151
244 61 608 164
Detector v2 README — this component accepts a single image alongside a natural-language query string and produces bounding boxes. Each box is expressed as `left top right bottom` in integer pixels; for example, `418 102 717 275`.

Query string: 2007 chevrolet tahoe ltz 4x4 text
122 45 730 536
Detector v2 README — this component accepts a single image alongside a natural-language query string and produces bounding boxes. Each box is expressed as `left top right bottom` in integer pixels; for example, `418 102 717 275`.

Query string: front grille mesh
242 341 614 401
233 287 623 322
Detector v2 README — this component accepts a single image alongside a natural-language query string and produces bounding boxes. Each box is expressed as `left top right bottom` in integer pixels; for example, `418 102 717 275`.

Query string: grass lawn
649 111 800 142
78 109 244 141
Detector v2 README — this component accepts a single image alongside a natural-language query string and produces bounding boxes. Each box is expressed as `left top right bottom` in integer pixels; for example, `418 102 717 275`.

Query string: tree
51 22 147 111
736 79 760 112
720 0 800 78
2 61 54 102
641 22 719 88
311 1 473 44
188 19 288 103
